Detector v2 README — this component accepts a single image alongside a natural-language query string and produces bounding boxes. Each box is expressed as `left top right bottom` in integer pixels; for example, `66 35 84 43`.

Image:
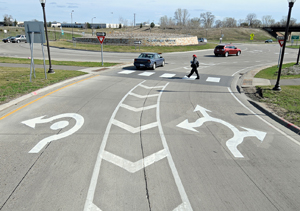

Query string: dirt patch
281 65 300 75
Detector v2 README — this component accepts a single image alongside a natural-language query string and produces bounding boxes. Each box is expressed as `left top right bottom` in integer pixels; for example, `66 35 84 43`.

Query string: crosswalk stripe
138 72 155 76
206 77 221 83
160 73 176 78
118 70 135 74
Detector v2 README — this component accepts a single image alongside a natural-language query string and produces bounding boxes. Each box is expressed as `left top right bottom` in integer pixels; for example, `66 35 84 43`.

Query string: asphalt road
0 42 300 211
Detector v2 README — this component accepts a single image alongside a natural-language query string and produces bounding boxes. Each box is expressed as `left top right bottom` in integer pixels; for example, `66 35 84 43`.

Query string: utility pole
134 13 136 28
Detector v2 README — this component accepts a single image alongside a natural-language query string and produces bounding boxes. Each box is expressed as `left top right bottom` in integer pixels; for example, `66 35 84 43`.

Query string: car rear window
215 45 224 49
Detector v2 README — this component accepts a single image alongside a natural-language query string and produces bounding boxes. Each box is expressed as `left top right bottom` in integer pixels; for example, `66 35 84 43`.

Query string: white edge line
83 80 147 211
156 82 193 210
227 87 300 147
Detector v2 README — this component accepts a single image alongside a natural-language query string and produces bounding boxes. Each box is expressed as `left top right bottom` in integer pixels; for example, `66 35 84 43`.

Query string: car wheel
236 51 241 56
224 52 229 57
152 63 156 70
161 61 165 67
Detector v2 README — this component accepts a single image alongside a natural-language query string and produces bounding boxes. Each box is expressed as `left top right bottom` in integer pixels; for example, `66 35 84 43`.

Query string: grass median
0 57 119 67
255 63 300 127
0 67 87 105
0 58 118 106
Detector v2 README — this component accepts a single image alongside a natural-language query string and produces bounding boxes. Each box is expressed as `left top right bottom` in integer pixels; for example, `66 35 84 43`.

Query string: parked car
10 35 27 43
265 39 273 43
134 52 165 70
198 38 207 43
214 44 241 57
2 36 13 43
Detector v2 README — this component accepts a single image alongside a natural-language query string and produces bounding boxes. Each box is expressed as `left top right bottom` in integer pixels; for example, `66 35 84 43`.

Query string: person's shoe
186 75 190 78
196 78 200 80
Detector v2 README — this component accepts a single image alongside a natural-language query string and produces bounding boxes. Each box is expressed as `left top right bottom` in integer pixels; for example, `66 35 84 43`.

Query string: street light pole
273 0 296 91
296 45 300 65
92 17 96 36
39 0 54 74
71 10 74 39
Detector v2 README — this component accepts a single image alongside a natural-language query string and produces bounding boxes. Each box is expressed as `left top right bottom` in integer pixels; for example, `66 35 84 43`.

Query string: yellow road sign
250 33 254 37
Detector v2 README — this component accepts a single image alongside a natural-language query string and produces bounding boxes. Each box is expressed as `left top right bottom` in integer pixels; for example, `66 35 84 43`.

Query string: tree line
159 9 299 28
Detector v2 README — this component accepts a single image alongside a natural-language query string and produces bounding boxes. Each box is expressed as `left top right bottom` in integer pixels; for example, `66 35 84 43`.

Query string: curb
248 100 300 135
239 66 300 135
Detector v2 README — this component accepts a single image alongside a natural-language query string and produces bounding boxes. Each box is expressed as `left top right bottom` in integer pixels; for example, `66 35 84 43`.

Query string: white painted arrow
22 113 84 153
226 127 266 158
177 105 267 158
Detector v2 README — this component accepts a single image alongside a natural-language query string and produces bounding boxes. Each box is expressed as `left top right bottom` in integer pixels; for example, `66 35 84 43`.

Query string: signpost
24 21 47 82
291 35 299 46
277 36 285 67
97 32 106 66
134 41 142 50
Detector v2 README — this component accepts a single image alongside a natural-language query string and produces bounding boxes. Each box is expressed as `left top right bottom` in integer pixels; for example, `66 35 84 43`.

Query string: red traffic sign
97 36 105 44
278 40 284 47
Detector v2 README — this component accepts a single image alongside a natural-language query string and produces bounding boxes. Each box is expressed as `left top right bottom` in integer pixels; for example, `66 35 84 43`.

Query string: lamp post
39 0 54 74
273 0 296 91
296 45 300 65
71 10 74 39
92 17 96 36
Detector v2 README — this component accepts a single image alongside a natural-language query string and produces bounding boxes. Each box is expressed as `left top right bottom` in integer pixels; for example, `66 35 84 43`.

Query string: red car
214 44 241 57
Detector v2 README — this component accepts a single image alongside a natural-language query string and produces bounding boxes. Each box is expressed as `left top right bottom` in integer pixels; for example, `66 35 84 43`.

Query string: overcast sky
1 0 300 25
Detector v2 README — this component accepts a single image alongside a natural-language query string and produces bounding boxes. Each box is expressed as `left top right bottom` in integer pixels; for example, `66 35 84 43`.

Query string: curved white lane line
156 83 193 210
83 80 147 211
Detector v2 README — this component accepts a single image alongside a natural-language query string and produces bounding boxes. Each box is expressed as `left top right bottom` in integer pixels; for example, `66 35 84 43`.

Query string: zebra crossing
118 70 222 83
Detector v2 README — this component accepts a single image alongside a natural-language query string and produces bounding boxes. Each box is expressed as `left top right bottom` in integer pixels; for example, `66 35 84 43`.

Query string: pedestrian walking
187 54 200 79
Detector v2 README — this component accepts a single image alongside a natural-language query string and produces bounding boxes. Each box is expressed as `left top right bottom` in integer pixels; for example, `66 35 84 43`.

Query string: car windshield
139 53 154 58
215 45 225 49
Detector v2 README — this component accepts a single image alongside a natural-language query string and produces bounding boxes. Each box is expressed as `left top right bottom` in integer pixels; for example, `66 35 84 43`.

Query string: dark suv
214 44 241 57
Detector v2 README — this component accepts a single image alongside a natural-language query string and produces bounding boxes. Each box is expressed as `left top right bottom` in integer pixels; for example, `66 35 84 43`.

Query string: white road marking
139 71 155 76
177 105 266 158
206 77 220 83
112 119 158 133
84 81 192 210
102 149 168 173
182 75 197 80
22 113 84 153
120 103 157 112
129 92 159 98
118 70 135 74
160 73 176 78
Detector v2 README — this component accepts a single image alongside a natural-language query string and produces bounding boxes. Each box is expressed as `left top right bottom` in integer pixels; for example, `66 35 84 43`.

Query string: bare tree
252 19 262 28
189 17 200 28
246 13 257 27
214 20 222 28
119 16 128 27
174 8 190 26
280 16 297 26
174 8 183 25
262 15 275 27
222 17 237 27
200 12 215 28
